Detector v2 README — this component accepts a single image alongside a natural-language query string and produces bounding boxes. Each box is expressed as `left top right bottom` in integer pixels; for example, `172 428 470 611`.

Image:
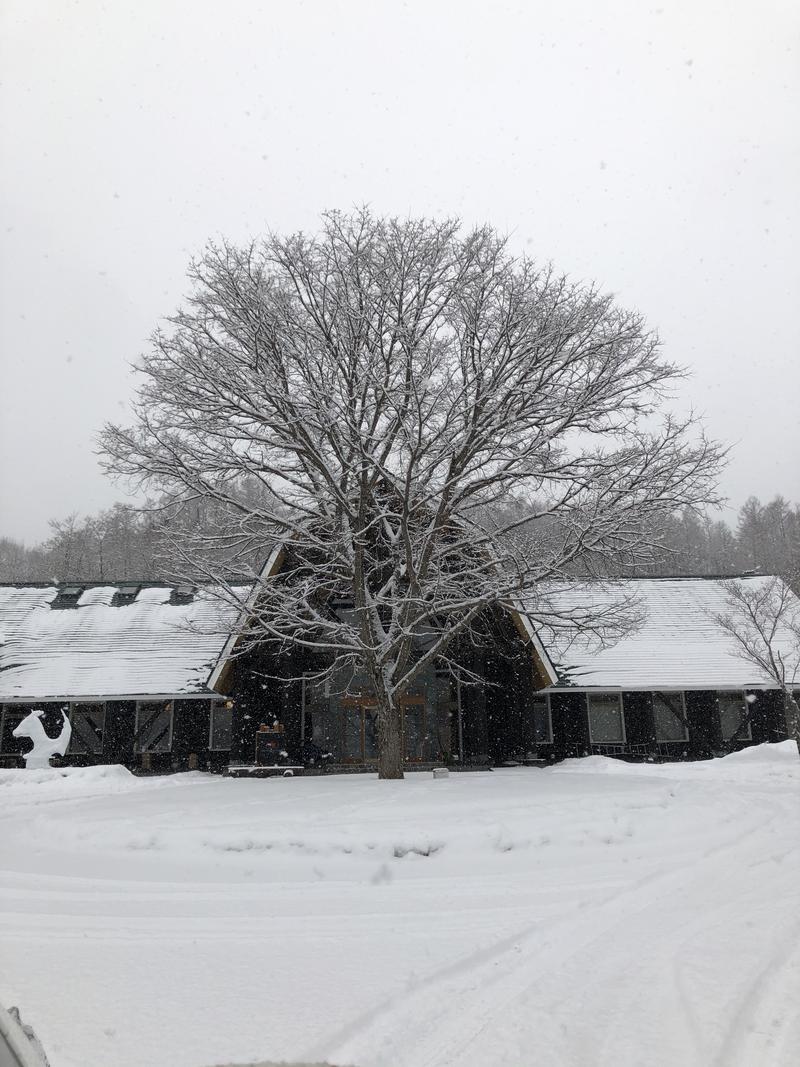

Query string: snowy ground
1 747 799 1067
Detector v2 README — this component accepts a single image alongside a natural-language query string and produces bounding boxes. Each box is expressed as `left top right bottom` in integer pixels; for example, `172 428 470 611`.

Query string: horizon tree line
2 494 797 589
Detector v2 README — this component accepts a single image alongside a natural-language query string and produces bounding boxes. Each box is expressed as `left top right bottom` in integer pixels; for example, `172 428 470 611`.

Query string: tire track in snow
440 794 800 1067
316 792 796 1067
712 915 800 1067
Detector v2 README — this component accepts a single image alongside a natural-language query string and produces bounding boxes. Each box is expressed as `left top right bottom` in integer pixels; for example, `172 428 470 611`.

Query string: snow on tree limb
714 576 800 756
102 209 724 777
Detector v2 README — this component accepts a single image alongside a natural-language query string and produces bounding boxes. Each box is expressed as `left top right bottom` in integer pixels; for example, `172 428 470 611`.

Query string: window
112 584 140 606
531 695 552 743
330 600 355 626
50 585 84 609
587 692 625 743
0 707 28 754
134 701 174 752
653 692 688 742
170 585 195 604
210 703 233 750
718 692 752 741
301 673 330 746
69 703 105 754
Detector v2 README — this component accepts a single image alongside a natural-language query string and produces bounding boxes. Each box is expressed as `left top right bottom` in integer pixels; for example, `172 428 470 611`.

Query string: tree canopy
94 210 724 777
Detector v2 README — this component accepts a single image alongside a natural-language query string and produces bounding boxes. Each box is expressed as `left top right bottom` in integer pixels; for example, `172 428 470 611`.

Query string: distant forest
2 495 798 590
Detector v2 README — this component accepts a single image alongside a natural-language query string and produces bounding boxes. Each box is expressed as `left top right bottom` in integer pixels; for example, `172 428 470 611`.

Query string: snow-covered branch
102 209 724 777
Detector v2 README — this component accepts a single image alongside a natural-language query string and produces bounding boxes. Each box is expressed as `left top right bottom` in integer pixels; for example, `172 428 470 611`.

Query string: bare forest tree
0 506 161 583
715 577 800 757
607 499 800 585
101 211 723 778
0 537 49 580
7 493 797 588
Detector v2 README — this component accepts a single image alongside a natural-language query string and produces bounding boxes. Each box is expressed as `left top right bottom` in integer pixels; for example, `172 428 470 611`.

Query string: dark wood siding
104 700 137 763
172 699 213 768
684 691 718 758
621 692 655 753
485 652 520 763
748 690 786 744
280 677 303 756
223 641 300 765
551 692 589 758
459 680 489 765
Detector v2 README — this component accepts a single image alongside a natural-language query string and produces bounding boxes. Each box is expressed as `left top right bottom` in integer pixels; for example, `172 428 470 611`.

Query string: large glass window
587 692 625 743
134 701 173 753
210 703 232 750
68 703 105 754
435 671 458 758
531 695 552 743
718 692 752 741
302 674 335 750
403 699 426 761
301 665 453 764
652 692 688 742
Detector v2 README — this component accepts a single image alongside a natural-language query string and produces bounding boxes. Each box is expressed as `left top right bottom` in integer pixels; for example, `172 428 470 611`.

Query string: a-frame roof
3 571 790 703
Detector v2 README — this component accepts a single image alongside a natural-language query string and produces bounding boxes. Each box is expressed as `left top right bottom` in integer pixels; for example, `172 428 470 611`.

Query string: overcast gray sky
1 0 798 544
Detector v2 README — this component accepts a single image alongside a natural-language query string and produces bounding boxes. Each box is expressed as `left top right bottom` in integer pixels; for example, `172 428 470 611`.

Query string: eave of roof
207 547 285 692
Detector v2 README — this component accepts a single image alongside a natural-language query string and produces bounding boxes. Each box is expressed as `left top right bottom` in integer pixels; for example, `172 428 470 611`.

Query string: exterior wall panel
685 691 719 758
550 692 590 758
621 692 655 752
104 700 137 764
748 690 784 745
172 699 212 768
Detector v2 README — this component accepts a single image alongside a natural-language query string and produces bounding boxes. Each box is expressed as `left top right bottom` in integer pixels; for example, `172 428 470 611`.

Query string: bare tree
715 577 800 757
0 537 50 581
102 210 722 779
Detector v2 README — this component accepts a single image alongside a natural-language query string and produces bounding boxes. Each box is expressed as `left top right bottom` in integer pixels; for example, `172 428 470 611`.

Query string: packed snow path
0 747 798 1067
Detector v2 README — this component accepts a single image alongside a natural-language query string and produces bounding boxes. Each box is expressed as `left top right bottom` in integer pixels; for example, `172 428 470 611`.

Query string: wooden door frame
338 698 373 763
339 693 427 763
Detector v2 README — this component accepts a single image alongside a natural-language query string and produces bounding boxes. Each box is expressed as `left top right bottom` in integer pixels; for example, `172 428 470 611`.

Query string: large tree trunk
375 683 404 780
784 689 800 759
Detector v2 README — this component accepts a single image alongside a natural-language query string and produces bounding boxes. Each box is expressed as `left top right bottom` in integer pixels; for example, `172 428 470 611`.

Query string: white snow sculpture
12 708 72 769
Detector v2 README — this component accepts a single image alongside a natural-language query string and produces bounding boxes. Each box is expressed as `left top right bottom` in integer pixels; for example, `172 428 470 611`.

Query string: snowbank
712 737 798 765
0 764 135 789
0 763 192 810
555 739 799 780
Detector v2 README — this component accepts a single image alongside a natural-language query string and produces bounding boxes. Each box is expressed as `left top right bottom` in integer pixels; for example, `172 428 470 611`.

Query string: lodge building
0 574 795 772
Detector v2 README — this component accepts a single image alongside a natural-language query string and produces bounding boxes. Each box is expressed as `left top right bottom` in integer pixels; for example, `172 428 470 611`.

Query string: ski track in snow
321 792 796 1067
0 748 798 1067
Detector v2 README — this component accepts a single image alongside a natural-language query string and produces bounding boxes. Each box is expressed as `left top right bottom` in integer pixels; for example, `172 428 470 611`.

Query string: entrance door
340 697 379 764
339 696 428 763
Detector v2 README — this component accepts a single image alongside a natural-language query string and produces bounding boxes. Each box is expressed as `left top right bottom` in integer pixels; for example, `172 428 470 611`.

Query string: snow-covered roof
535 576 799 691
0 583 253 701
3 574 795 702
